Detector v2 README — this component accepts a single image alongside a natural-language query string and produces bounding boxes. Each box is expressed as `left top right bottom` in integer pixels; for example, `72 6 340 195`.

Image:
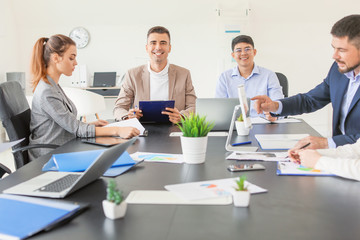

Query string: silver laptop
196 98 239 131
3 138 136 198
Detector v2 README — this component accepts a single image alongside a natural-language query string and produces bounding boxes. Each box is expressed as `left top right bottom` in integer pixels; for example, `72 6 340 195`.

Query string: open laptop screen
93 72 116 87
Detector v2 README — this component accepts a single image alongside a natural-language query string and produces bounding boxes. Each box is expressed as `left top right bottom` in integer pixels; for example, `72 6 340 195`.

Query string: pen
134 105 137 116
299 142 310 149
232 141 251 146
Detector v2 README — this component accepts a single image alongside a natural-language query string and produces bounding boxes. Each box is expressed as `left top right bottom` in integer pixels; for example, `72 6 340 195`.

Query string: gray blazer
29 76 95 160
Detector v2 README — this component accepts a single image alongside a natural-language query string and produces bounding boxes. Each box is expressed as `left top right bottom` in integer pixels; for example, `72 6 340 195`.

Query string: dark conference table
1 121 360 240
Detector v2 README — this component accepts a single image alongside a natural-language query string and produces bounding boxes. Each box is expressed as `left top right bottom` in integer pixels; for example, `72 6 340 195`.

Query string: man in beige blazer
113 26 196 123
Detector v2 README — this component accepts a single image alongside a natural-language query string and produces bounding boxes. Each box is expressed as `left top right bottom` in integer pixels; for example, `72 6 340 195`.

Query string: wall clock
69 27 90 49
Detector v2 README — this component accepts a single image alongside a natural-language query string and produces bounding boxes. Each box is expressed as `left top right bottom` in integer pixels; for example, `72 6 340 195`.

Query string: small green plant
235 175 247 191
237 113 244 122
106 179 123 205
176 112 215 137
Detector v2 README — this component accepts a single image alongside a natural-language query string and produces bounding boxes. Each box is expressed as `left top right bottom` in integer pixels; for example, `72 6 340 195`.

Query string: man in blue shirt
252 14 360 151
215 35 284 120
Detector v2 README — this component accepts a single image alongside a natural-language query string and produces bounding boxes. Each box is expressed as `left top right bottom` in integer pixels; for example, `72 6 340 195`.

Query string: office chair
0 81 58 169
275 72 289 98
62 87 106 122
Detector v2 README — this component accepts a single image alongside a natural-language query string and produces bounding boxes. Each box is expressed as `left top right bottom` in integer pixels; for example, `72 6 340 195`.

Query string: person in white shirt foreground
290 139 360 181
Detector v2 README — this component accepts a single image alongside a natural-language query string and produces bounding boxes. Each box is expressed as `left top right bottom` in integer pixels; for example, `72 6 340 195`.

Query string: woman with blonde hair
29 34 139 160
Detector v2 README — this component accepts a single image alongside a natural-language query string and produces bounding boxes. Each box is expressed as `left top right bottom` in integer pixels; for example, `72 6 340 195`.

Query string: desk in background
1 121 360 240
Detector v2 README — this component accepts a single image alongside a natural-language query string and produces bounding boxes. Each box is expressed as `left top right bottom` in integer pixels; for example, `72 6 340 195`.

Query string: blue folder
42 150 137 177
139 100 175 123
0 194 87 239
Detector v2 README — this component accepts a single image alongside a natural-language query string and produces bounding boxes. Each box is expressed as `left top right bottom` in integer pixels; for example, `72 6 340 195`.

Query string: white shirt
148 61 169 100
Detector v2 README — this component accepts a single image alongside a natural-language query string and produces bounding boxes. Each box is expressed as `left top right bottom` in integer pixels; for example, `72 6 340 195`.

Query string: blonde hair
30 34 75 91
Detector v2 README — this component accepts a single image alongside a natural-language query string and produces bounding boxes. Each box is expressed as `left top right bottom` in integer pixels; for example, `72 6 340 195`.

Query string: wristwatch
121 115 129 120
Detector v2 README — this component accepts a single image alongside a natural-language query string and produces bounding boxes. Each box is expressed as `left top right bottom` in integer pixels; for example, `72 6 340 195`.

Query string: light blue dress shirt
276 70 360 149
215 64 284 117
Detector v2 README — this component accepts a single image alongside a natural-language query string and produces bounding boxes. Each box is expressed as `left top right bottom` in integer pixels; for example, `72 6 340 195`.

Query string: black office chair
275 72 289 98
0 81 58 170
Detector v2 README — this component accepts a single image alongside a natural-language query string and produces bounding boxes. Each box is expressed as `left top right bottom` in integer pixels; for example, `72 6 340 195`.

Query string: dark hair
147 26 171 42
231 35 254 51
30 34 75 91
331 14 360 48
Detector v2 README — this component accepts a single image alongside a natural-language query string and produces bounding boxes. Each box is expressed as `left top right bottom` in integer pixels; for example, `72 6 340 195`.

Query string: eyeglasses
234 47 253 54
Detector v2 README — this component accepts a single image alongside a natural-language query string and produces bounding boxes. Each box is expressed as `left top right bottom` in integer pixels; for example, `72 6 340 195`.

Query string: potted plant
233 175 250 207
102 179 127 219
176 112 214 164
235 113 250 136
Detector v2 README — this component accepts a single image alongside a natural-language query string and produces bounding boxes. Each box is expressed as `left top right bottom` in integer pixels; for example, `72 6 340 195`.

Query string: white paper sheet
226 151 289 162
251 117 301 124
105 118 145 135
165 177 267 201
169 132 228 137
255 134 309 150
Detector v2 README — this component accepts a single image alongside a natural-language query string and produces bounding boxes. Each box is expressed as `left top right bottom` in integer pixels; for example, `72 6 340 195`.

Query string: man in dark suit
252 14 360 151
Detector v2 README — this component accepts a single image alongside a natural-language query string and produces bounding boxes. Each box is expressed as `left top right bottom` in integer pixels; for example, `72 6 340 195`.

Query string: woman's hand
116 127 140 139
89 119 108 127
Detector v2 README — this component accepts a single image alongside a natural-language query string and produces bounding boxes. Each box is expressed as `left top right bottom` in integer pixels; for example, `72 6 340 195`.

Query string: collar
344 70 360 83
231 64 260 80
147 61 170 77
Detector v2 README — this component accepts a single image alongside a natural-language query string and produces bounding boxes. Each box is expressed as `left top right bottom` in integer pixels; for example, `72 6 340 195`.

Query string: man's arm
180 71 196 116
113 71 135 120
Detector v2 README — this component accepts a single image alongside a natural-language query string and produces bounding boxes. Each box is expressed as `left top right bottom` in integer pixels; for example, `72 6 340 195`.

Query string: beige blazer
113 64 196 120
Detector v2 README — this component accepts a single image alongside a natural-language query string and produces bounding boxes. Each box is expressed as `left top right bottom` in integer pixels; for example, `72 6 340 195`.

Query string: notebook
3 138 136 198
196 98 239 130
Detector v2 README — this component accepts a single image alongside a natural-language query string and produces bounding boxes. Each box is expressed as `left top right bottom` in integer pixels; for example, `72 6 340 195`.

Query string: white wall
2 0 360 137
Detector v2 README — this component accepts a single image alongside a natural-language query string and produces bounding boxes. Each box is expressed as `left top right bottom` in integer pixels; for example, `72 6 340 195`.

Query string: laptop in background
3 138 136 198
196 98 239 131
93 72 116 87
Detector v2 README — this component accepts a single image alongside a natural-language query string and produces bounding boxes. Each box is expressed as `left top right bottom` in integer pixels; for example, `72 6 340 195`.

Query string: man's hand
128 108 143 119
162 107 182 124
264 112 277 122
251 95 279 114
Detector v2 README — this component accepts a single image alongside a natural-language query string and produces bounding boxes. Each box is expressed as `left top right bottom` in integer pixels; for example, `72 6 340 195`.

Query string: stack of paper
255 134 309 150
131 152 184 164
105 118 146 135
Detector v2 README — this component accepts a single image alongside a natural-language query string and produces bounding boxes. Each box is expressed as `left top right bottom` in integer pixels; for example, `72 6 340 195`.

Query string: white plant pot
233 191 250 207
235 121 250 136
102 200 127 219
180 136 208 164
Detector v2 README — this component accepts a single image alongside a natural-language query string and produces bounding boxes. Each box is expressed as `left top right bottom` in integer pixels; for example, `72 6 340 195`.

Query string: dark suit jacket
279 62 360 146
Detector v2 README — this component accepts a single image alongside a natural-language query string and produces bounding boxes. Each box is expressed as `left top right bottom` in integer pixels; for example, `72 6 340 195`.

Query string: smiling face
231 42 257 69
54 44 78 76
332 36 360 75
146 33 171 69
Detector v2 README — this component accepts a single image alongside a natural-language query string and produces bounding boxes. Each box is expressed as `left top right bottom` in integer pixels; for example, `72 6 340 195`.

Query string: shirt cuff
272 101 283 115
327 137 336 149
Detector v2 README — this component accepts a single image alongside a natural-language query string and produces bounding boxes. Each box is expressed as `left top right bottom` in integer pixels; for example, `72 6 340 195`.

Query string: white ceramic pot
235 121 250 136
233 191 250 207
180 136 208 164
102 200 127 219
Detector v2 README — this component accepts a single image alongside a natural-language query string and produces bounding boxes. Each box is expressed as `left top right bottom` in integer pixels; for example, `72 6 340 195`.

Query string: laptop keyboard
37 174 81 192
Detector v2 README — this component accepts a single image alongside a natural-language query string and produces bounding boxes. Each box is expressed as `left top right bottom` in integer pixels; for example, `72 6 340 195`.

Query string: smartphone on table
227 163 265 172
